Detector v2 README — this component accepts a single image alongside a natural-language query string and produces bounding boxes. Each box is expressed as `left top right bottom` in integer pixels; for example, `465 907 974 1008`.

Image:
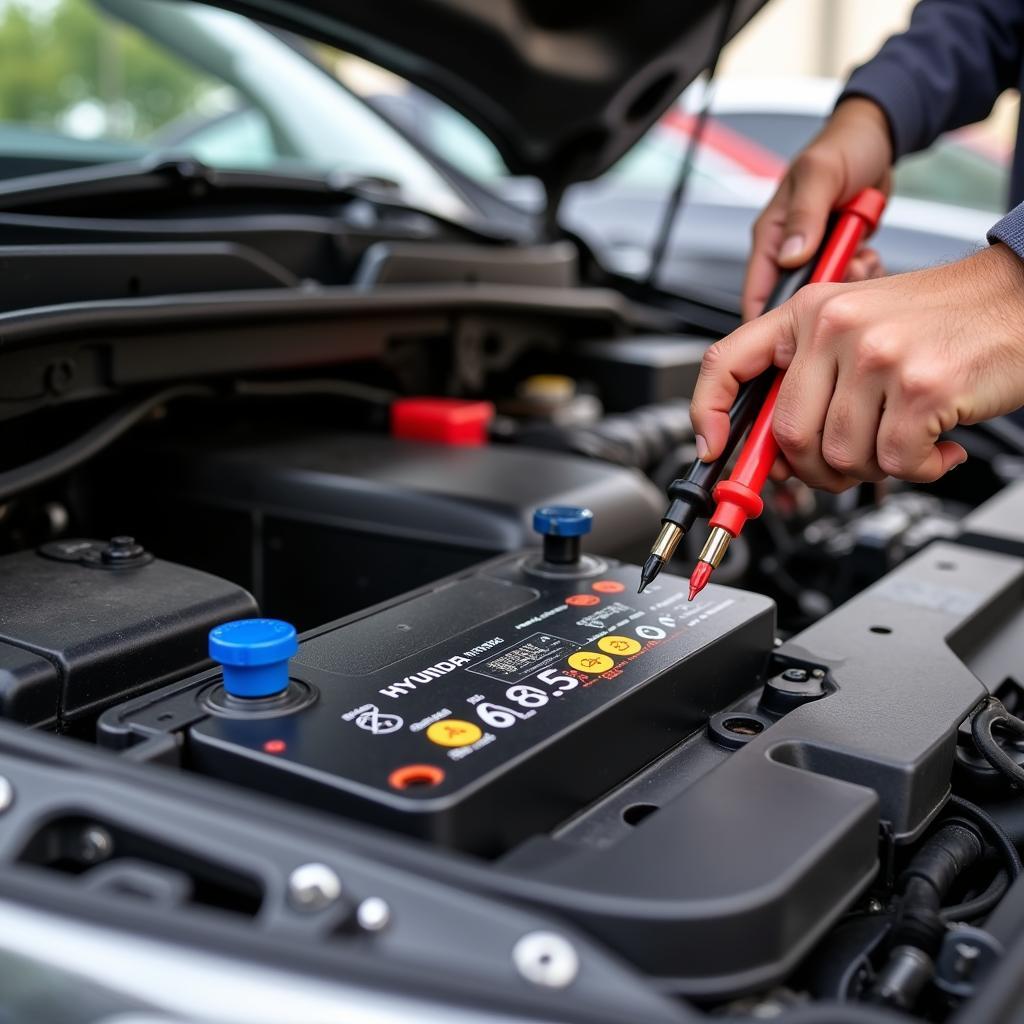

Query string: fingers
777 149 845 268
742 212 785 321
845 247 885 282
692 307 794 460
876 403 968 483
772 343 857 491
769 454 793 482
742 185 790 321
820 370 886 482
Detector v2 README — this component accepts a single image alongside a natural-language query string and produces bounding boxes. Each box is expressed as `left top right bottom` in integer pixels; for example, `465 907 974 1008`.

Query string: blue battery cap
209 618 298 699
532 506 594 538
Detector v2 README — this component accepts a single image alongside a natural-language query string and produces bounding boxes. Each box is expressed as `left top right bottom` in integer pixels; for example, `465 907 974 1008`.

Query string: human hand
693 244 1024 490
743 97 893 321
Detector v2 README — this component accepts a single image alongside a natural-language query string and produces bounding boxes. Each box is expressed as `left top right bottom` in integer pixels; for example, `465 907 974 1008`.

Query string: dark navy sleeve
839 0 1024 159
989 202 1024 260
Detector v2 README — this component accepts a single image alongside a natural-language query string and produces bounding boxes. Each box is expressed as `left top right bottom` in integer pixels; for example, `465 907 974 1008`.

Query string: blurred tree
0 0 218 138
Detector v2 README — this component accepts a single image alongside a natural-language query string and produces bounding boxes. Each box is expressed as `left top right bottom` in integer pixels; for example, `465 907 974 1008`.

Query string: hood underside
183 0 769 190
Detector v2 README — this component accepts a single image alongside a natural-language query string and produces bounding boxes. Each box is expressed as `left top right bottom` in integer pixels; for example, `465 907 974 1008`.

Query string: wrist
977 243 1024 316
830 97 894 168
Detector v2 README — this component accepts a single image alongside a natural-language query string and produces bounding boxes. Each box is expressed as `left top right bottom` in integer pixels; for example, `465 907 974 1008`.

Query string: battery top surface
185 554 773 852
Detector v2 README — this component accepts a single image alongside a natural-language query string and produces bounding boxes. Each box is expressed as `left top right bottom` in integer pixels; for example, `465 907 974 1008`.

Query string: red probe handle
709 188 887 538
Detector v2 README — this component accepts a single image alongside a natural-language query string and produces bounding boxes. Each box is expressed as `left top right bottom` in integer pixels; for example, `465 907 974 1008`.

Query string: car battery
0 537 257 731
82 428 664 628
101 510 775 855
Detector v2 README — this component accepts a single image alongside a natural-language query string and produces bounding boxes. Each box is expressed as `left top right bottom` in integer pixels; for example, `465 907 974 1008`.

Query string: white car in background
357 72 1011 300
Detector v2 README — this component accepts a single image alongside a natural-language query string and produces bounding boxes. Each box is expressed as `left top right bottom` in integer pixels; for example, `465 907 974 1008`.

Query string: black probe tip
638 554 664 593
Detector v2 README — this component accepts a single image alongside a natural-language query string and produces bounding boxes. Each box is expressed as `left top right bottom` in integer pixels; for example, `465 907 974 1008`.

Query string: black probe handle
665 224 841 531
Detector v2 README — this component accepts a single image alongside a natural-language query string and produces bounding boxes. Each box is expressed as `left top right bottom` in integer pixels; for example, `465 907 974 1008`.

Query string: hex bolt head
0 776 12 814
356 896 391 932
512 931 579 989
288 862 342 912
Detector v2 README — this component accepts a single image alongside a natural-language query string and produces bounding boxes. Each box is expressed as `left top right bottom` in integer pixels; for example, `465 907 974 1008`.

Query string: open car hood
172 0 769 191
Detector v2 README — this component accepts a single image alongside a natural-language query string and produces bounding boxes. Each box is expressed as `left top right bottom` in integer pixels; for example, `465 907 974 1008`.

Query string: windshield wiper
0 156 509 239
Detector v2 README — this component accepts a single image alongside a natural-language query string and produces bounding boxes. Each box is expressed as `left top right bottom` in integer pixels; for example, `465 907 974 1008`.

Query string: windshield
0 0 468 218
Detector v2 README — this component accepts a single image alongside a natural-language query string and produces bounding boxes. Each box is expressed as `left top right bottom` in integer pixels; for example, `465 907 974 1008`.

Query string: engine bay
2 293 1024 1023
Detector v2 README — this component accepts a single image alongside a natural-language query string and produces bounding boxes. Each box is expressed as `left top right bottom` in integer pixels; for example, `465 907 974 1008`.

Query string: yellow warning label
568 651 615 674
598 635 641 656
426 718 483 748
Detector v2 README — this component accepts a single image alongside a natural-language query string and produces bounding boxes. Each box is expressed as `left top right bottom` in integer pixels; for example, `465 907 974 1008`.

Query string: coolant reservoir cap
209 618 297 699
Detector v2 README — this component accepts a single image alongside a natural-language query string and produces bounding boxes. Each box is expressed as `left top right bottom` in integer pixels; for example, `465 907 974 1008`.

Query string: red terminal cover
391 398 495 446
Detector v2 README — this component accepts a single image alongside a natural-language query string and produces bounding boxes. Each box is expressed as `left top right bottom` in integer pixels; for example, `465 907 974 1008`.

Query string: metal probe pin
638 521 684 592
688 526 732 600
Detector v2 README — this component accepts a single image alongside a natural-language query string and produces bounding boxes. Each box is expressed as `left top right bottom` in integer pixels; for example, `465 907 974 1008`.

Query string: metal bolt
79 826 113 863
866 898 885 914
0 776 12 814
781 668 809 683
356 896 391 932
288 862 342 912
812 669 826 679
101 536 145 564
953 942 981 978
513 931 579 989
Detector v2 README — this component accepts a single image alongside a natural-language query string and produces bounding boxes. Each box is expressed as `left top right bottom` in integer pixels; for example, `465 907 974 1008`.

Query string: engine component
85 431 663 627
513 399 693 471
0 537 256 730
101 509 775 854
91 485 1024 1001
571 337 706 412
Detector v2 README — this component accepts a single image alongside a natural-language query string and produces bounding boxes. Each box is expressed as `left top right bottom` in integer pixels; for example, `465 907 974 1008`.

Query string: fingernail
779 235 805 262
955 453 969 467
695 435 710 461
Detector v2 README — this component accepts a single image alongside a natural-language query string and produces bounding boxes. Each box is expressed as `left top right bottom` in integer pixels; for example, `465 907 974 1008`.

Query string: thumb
777 151 844 268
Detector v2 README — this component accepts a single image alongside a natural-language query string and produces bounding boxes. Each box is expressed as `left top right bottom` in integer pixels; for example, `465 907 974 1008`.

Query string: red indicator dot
592 580 625 594
263 739 287 754
566 594 601 607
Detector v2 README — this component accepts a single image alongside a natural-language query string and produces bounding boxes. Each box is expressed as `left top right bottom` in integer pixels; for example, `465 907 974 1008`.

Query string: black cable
948 794 1023 879
971 696 1024 789
0 384 214 503
941 868 1009 922
644 0 738 288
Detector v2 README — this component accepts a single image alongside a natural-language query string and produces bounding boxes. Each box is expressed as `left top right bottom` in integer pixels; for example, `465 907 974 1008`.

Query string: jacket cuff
840 56 933 159
988 203 1024 262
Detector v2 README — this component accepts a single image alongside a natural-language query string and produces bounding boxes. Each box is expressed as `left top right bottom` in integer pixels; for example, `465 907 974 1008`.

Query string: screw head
513 931 579 989
0 776 12 814
288 862 342 912
356 896 391 932
781 668 809 683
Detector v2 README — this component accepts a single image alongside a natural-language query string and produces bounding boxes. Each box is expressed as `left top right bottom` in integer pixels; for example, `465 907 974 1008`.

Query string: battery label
467 632 578 683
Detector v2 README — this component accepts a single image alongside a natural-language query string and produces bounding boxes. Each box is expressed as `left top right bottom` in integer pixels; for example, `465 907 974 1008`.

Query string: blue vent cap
209 618 297 699
532 506 594 538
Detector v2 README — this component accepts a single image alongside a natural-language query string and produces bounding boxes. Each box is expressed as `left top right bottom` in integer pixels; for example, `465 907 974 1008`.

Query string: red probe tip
688 561 713 601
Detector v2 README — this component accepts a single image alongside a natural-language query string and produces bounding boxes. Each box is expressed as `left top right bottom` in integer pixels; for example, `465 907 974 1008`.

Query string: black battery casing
102 554 773 854
0 539 257 730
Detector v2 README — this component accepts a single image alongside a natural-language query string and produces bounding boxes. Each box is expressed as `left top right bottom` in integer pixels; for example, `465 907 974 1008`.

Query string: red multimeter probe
688 188 888 600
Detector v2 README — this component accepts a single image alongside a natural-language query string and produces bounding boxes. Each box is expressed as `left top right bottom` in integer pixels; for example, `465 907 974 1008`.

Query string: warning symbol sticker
426 718 483 748
568 651 614 674
346 704 404 735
